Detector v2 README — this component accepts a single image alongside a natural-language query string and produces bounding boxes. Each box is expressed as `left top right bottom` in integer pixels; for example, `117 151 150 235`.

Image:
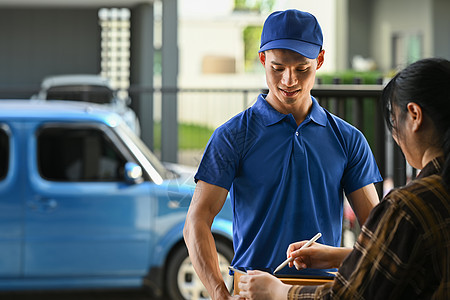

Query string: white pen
228 266 247 275
273 232 322 274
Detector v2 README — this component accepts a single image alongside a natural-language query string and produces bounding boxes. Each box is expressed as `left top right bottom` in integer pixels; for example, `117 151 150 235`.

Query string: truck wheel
166 240 234 300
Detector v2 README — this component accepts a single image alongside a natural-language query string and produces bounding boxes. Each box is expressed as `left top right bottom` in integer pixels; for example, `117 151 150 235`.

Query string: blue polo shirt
195 94 382 274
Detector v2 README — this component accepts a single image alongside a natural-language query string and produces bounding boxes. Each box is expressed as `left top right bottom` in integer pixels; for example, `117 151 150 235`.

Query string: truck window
45 85 113 105
38 127 127 182
0 128 8 180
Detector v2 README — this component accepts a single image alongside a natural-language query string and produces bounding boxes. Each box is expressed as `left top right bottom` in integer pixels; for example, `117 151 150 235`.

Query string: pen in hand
228 266 247 275
273 232 322 274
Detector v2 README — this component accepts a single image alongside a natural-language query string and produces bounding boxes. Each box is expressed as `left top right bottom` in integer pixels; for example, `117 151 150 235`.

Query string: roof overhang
0 0 155 8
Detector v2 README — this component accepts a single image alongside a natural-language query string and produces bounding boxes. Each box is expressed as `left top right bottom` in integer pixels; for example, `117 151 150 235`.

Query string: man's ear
316 50 325 70
406 102 423 132
259 52 266 66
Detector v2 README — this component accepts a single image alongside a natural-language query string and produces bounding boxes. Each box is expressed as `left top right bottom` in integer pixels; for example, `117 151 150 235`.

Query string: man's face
259 49 324 109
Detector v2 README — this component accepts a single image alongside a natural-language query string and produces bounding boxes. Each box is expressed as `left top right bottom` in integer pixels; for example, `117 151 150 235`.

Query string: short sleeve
194 125 240 191
341 128 382 194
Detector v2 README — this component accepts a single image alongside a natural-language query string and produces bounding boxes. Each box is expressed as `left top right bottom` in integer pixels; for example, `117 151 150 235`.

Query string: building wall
177 0 338 90
0 8 101 98
176 17 265 129
174 0 338 129
370 0 433 72
347 0 372 68
175 10 265 129
433 0 450 59
178 18 247 83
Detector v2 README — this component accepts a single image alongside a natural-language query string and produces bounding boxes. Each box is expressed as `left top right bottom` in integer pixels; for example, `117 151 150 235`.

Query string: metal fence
131 84 413 199
310 84 412 198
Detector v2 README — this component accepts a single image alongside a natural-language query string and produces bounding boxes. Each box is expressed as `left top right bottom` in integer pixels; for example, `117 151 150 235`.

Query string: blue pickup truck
0 100 234 299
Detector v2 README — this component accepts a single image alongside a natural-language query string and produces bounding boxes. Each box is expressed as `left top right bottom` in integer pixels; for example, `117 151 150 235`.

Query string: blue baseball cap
259 9 323 59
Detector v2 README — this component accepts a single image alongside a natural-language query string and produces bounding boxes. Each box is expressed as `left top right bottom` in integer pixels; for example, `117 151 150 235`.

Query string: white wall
178 18 253 86
179 0 234 18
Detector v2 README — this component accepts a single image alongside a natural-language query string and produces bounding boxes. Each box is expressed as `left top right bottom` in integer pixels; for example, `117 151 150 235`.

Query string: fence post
130 3 154 150
243 90 248 110
374 97 386 198
331 78 346 119
161 0 179 163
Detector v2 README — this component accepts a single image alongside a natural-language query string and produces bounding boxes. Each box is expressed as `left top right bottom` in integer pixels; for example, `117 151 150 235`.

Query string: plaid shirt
288 157 449 299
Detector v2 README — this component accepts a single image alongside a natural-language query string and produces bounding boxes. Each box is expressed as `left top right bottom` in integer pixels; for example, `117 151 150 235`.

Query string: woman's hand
238 270 290 300
287 241 351 270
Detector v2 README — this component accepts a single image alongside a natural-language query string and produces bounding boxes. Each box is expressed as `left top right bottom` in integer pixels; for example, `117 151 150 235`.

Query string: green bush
317 70 383 84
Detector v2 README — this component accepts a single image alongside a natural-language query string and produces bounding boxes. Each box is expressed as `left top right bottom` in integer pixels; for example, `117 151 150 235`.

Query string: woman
238 58 450 299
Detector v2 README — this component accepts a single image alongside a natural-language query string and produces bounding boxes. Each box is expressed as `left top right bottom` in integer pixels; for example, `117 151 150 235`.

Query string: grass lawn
153 122 214 150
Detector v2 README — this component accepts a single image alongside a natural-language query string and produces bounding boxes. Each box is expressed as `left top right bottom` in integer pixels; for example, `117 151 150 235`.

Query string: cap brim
259 39 321 59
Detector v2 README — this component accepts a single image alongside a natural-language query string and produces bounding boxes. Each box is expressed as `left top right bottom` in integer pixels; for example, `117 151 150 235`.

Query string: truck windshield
115 123 174 182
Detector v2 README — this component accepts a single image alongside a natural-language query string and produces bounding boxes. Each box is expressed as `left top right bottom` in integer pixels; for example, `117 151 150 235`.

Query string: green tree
234 0 275 13
243 25 263 72
235 0 275 72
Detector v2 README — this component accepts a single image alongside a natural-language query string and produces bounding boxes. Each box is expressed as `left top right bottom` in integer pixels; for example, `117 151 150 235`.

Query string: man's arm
183 180 235 300
347 183 379 226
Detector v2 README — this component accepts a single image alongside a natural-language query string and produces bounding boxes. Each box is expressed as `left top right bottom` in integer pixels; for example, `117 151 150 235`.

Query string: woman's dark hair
381 58 450 185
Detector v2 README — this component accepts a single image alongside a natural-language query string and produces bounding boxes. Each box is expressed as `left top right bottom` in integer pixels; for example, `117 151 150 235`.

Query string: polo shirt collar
253 94 327 127
309 96 327 127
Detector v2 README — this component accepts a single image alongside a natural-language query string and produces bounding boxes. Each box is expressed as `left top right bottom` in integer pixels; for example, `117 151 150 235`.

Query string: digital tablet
229 266 336 280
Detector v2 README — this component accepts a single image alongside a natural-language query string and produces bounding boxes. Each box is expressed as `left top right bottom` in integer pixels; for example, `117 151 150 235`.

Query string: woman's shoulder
395 174 448 200
385 174 449 228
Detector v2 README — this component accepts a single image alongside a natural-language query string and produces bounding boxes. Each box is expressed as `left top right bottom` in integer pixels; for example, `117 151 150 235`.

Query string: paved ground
0 289 154 300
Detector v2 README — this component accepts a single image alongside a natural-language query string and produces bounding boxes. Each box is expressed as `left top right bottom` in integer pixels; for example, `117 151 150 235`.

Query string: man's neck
265 93 313 126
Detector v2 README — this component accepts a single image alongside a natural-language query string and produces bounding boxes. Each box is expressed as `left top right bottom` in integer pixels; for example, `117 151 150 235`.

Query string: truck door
0 124 22 277
25 123 153 277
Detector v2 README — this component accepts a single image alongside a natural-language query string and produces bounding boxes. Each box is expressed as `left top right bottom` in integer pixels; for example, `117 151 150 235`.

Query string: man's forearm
184 180 232 300
348 183 379 225
184 219 231 299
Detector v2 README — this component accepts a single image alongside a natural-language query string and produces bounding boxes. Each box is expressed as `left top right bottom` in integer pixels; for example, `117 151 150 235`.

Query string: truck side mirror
124 162 144 184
